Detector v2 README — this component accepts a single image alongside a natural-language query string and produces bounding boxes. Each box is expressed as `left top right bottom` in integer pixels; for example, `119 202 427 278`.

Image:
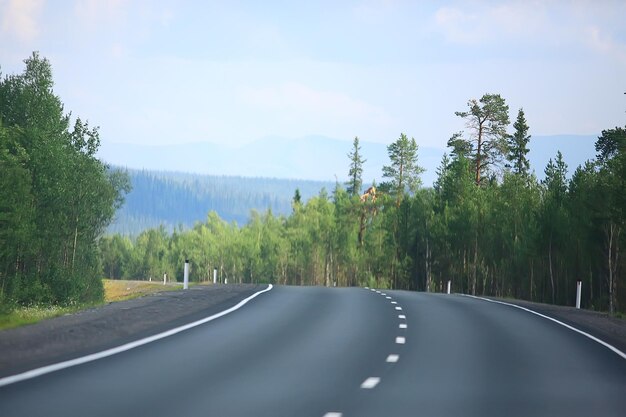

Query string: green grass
0 279 188 331
0 304 87 331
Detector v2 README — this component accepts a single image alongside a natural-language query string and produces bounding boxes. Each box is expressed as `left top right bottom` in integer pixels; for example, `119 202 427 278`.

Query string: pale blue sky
1 0 625 151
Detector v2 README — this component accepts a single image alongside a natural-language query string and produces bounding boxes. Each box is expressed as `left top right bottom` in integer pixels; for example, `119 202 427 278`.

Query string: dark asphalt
1 286 625 417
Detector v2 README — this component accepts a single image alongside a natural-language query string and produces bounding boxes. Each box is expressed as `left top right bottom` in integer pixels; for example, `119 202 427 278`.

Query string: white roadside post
163 273 167 285
184 260 189 290
213 268 217 284
447 280 451 295
576 280 582 309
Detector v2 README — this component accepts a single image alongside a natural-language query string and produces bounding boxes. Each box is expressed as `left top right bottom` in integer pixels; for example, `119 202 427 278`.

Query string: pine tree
381 133 424 206
507 108 531 176
346 136 365 197
455 93 510 185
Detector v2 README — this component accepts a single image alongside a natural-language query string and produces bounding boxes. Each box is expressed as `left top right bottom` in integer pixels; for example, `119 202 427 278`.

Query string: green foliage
346 136 365 197
455 93 510 184
507 108 531 176
0 53 128 307
96 95 625 315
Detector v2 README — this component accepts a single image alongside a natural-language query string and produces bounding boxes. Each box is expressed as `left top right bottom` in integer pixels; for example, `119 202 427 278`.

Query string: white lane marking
370 289 377 292
386 354 399 363
376 291 381 294
462 294 626 360
398 314 406 319
386 296 392 299
396 336 406 344
360 377 381 389
0 285 275 387
323 413 342 417
364 287 369 289
381 293 386 296
395 306 402 311
391 301 397 304
399 323 407 329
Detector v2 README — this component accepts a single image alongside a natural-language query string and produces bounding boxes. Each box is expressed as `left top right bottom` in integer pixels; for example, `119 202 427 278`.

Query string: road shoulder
0 284 266 378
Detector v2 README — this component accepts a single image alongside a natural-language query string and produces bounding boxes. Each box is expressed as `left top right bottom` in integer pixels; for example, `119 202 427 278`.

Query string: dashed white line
396 336 406 344
386 296 392 299
364 286 369 289
399 323 407 329
391 301 397 304
395 306 402 311
361 377 381 389
398 314 406 319
386 354 399 363
381 293 386 296
323 413 342 417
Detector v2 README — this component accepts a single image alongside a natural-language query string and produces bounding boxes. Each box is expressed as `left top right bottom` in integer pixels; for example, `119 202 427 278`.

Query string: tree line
0 53 129 307
100 93 625 314
109 169 333 235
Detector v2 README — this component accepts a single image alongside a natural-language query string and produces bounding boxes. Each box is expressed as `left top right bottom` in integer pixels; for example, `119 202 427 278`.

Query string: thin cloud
1 0 44 43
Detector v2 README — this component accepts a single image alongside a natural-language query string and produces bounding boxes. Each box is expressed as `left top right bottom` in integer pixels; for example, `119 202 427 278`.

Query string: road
1 286 625 417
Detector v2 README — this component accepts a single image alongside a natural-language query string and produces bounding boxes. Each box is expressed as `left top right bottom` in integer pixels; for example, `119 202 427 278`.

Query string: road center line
399 323 407 329
396 336 406 344
0 284 275 387
398 314 406 319
386 296 392 299
386 354 399 363
391 301 397 304
361 377 381 389
395 306 402 311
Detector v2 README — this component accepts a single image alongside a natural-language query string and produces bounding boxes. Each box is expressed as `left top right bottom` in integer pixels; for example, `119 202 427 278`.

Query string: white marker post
576 280 582 309
163 273 167 285
447 280 451 295
184 260 189 290
213 268 217 284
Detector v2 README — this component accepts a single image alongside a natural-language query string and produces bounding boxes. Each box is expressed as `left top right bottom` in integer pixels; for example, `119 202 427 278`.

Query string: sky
1 0 625 153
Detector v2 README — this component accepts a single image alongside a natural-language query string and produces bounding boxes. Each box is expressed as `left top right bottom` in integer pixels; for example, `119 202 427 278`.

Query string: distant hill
104 134 599 235
108 169 334 235
98 134 598 188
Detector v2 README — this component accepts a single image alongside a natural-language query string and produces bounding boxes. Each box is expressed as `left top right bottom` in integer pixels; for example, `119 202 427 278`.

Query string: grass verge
0 279 185 331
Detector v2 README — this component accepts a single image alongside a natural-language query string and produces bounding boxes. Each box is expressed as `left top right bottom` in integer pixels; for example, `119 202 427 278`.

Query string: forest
1 53 624 315
100 95 625 314
0 53 129 307
108 169 334 235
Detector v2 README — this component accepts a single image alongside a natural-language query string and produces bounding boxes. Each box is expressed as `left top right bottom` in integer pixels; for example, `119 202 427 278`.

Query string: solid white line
395 306 402 311
461 294 626 360
323 413 342 417
360 377 381 389
399 323 407 329
391 301 397 304
0 284 275 387
386 354 399 363
398 314 406 319
396 336 406 344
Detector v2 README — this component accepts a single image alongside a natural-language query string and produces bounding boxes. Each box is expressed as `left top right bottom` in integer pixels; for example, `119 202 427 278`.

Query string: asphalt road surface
1 286 625 417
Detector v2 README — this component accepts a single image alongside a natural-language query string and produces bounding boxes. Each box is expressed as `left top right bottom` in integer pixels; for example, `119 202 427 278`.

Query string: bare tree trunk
71 221 79 271
472 233 478 295
549 235 555 304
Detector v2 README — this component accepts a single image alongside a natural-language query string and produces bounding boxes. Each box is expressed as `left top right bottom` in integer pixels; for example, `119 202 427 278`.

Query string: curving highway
1 286 625 417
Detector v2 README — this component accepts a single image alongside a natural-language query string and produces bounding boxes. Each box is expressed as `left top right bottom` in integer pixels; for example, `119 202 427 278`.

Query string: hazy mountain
104 134 599 235
108 169 335 235
99 134 598 187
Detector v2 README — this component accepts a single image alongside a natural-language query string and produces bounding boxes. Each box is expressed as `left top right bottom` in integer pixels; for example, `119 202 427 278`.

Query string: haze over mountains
101 134 598 235
99 134 598 186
